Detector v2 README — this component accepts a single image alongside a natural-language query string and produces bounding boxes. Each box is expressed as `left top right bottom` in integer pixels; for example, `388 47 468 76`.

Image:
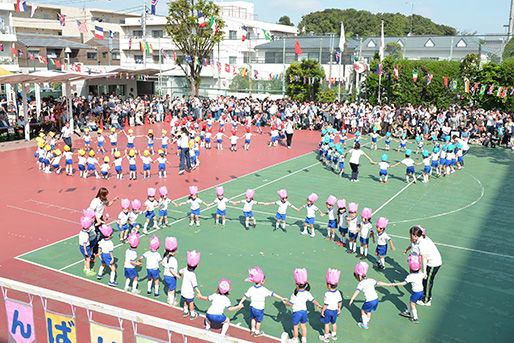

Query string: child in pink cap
197 279 243 337
297 193 325 238
143 235 163 297
206 186 229 227
229 189 265 230
97 225 118 287
358 208 375 260
262 189 298 232
161 237 181 306
319 268 343 342
179 250 203 319
282 268 322 343
173 186 207 227
374 217 396 270
324 196 338 241
78 216 96 276
346 202 361 254
143 188 160 234
129 199 142 234
336 199 348 247
238 266 286 337
157 186 172 228
117 199 131 244
349 262 390 329
124 233 143 293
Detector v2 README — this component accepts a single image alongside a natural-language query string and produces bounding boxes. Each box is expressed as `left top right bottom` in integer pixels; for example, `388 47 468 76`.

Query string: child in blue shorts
319 269 343 342
374 217 396 270
118 199 131 243
324 196 338 241
162 237 181 305
79 216 96 276
97 225 118 286
124 233 143 293
143 235 162 296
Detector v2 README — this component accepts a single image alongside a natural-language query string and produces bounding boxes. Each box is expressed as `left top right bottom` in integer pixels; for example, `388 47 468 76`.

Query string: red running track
0 123 320 342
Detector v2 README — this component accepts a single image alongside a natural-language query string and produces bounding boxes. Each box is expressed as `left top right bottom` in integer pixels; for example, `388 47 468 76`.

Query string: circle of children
318 124 470 183
32 113 289 179
78 184 437 342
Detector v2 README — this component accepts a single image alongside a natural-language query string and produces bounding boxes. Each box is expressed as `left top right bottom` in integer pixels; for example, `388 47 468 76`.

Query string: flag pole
142 0 147 68
281 37 285 97
377 20 384 105
158 37 162 95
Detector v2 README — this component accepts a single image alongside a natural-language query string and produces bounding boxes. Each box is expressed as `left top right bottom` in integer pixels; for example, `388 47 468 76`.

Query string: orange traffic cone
99 119 104 130
124 116 128 128
144 113 149 125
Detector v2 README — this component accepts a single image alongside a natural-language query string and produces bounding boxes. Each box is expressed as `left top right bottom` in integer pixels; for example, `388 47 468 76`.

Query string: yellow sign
45 311 77 343
89 322 123 343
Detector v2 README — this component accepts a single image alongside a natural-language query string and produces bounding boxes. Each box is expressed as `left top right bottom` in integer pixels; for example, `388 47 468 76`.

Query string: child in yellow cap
126 149 138 180
97 129 105 154
86 149 100 179
113 150 123 180
100 156 111 179
51 149 63 174
63 145 73 176
141 149 153 180
77 149 87 178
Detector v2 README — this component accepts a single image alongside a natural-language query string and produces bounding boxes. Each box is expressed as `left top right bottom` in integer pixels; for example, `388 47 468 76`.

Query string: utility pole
319 37 322 64
281 37 286 97
328 33 335 88
509 0 514 38
142 0 147 68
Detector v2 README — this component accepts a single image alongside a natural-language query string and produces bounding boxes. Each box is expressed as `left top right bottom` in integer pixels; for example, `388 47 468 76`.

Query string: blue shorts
129 164 137 171
195 150 200 156
43 159 50 165
84 141 90 146
78 164 85 171
98 142 104 147
101 170 108 175
305 217 315 225
87 164 96 171
339 227 348 235
38 157 44 163
182 296 195 303
275 213 286 221
145 211 156 219
143 164 151 171
320 309 338 324
147 268 160 279
379 169 387 176
431 160 439 168
127 143 135 148
271 136 277 142
206 138 211 143
245 139 250 144
406 166 415 175
256 122 261 127
349 231 358 240
206 313 227 324
440 158 447 165
244 211 254 218
124 267 137 279
400 143 406 148
65 159 73 165
34 152 38 158
111 142 117 146
451 159 456 165
158 163 165 170
148 143 154 148
117 223 129 231
191 208 200 215
360 237 369 245
251 307 264 322
164 275 177 291
52 164 60 169
457 156 463 163
292 310 308 325
376 244 388 256
159 209 167 217
191 156 196 163
101 253 113 265
410 291 425 303
338 162 344 169
328 220 337 229
385 141 390 145
217 209 226 216
162 144 168 149
79 245 91 258
372 137 377 142
115 166 122 173
217 139 222 143
423 165 431 173
362 299 379 312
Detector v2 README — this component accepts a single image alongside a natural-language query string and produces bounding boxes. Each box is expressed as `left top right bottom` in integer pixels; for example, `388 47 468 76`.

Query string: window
229 56 237 65
152 55 160 63
135 54 143 64
102 52 107 58
229 30 237 40
265 51 282 64
285 52 297 64
133 30 143 38
367 40 376 48
243 53 250 64
112 52 120 60
152 30 163 38
456 39 467 48
425 39 435 48
246 31 251 40
87 52 97 60
46 50 58 58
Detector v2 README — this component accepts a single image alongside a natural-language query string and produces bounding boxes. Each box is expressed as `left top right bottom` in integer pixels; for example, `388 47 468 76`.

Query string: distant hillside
298 8 457 37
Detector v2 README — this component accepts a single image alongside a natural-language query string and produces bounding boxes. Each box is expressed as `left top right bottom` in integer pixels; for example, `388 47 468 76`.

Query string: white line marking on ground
25 199 82 213
373 177 418 215
6 205 78 224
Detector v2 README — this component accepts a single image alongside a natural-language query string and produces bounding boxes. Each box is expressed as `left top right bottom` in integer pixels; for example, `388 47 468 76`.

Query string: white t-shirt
290 290 315 312
360 222 373 239
162 255 178 277
244 285 274 310
305 204 319 218
109 133 118 143
118 211 130 225
114 158 123 167
141 156 152 165
379 162 389 170
129 211 139 225
100 163 110 173
230 135 239 144
61 126 73 138
215 197 229 211
187 198 202 210
348 216 361 233
78 230 89 246
207 293 231 315
78 156 87 166
89 198 106 219
124 248 138 268
417 236 442 267
323 290 343 311
98 239 114 254
180 269 198 299
327 207 337 221
349 149 365 164
339 212 348 228
243 200 256 212
401 158 415 167
405 272 424 293
356 278 378 302
376 231 391 245
144 199 159 211
159 197 171 211
143 250 162 269
87 157 98 165
275 200 292 214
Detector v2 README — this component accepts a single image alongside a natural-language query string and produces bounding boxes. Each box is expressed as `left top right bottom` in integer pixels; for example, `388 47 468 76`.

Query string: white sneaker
124 286 130 292
132 289 141 294
301 230 308 235
196 222 200 227
142 229 149 234
189 221 194 226
310 232 315 238
425 300 431 306
330 333 337 340
319 335 329 342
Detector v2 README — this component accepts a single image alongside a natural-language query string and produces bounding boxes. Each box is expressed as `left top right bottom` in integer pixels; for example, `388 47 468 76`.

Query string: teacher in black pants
88 187 118 256
343 142 374 182
285 117 294 149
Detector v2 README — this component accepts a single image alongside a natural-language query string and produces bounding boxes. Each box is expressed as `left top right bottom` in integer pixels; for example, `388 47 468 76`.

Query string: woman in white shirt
285 117 295 149
89 187 118 255
343 142 374 182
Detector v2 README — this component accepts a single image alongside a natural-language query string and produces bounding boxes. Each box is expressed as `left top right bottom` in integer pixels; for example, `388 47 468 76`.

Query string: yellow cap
45 144 51 151
79 149 86 156
114 151 121 158
148 129 153 134
35 137 43 143
162 129 167 134
89 150 95 157
64 145 70 151
37 141 44 148
188 140 194 149
84 128 89 133
54 149 61 155
48 131 55 137
143 149 150 156
97 129 103 134
39 132 45 138
104 156 110 163
110 127 116 132
128 129 133 134
129 149 136 156
195 136 200 142
158 149 164 154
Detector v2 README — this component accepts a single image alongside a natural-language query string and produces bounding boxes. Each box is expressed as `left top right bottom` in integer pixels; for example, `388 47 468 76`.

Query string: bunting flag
393 66 399 80
172 50 176 61
49 58 55 65
473 82 479 92
427 74 433 85
57 14 66 27
451 80 457 90
224 63 230 72
30 5 37 17
479 84 486 95
17 50 23 57
209 15 218 34
38 56 47 64
128 38 132 50
0 44 3 51
77 20 87 33
412 70 418 82
94 26 104 40
45 311 76 343
145 42 154 53
465 80 470 93
140 42 145 52
335 51 341 64
28 52 35 61
161 48 166 58
241 25 247 41
203 58 208 66
496 87 502 97
501 88 508 98
55 59 61 68
444 77 448 87
295 40 302 55
10 44 18 56
185 55 192 63
90 322 123 342
241 68 248 77
109 30 116 39
70 64 81 72
16 0 27 12
376 63 382 75
151 0 158 16
198 12 206 27
511 88 514 96
487 85 494 95
263 29 273 41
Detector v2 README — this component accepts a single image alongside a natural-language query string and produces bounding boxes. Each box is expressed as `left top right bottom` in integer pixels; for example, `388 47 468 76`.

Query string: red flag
393 66 399 80
11 46 18 55
172 50 176 61
444 77 448 87
295 40 302 55
225 63 230 72
55 60 61 68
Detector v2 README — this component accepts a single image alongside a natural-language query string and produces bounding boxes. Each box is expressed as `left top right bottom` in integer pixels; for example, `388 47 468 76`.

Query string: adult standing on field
343 142 374 182
285 116 295 148
89 187 118 255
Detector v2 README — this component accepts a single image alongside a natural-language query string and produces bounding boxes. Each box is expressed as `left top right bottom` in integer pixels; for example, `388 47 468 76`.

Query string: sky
36 0 511 34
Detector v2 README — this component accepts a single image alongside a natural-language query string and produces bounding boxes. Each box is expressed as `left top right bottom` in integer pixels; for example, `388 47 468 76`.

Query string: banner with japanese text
5 298 35 343
45 310 76 343
90 322 123 342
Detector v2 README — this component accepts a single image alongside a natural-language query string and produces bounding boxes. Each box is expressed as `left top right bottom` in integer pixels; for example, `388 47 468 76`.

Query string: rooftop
17 33 96 50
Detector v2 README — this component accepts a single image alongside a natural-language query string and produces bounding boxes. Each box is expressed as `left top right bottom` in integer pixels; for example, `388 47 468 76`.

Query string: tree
503 37 514 60
278 16 294 26
229 71 282 94
165 0 225 96
285 59 325 101
385 42 402 59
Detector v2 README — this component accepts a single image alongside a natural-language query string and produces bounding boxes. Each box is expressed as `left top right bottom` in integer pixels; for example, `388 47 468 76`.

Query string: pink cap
189 186 198 195
277 189 287 199
187 250 201 267
159 186 168 196
348 202 358 213
99 224 113 237
80 216 93 229
246 189 255 199
121 198 130 210
354 262 369 276
326 268 341 285
127 232 140 248
218 278 231 294
337 199 346 209
361 207 372 219
165 236 177 251
216 186 224 196
149 235 161 250
132 199 141 210
307 193 318 203
245 266 265 283
293 268 308 285
376 217 389 229
408 255 421 271
147 188 156 197
326 195 337 206
83 208 95 219
415 225 426 235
